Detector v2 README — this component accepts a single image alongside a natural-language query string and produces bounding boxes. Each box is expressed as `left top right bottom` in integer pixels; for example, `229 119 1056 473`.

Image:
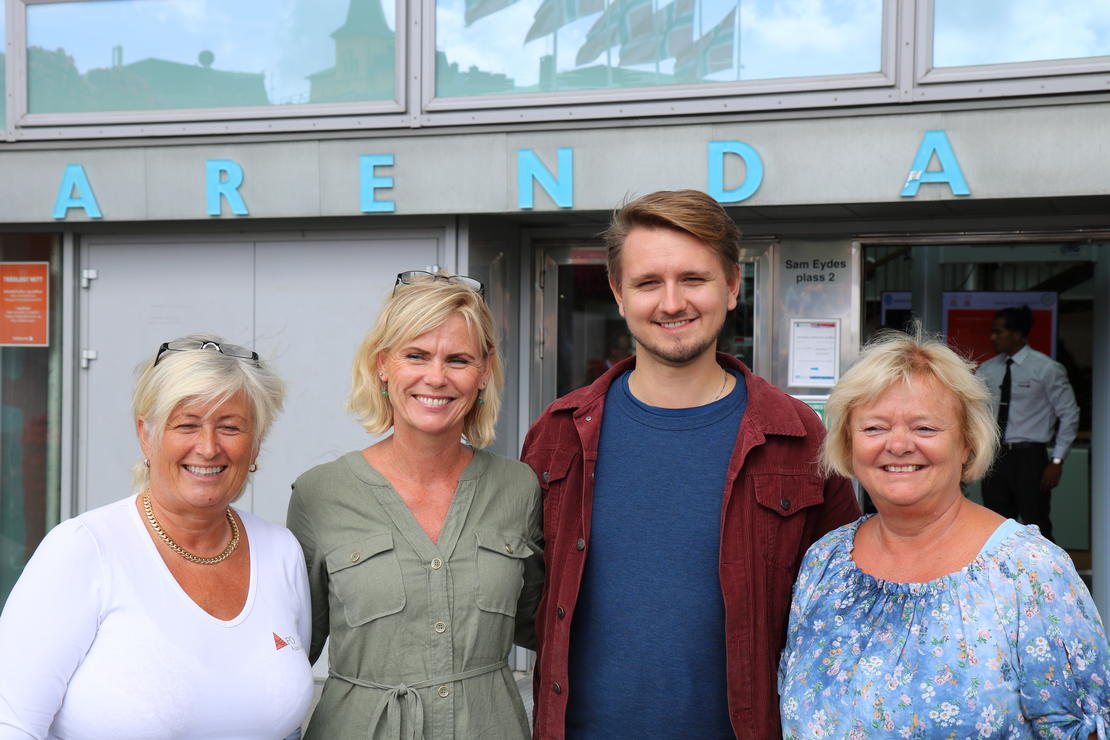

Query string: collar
1008 344 1032 365
547 352 809 439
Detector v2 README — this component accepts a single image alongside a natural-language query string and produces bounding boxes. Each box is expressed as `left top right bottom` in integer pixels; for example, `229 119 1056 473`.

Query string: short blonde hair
821 326 998 482
348 276 503 448
131 333 285 493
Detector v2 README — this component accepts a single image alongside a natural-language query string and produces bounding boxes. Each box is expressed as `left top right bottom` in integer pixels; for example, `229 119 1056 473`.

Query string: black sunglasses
394 270 486 300
153 340 260 367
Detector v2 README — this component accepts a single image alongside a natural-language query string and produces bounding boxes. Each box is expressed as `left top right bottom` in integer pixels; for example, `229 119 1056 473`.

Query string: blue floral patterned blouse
779 517 1110 739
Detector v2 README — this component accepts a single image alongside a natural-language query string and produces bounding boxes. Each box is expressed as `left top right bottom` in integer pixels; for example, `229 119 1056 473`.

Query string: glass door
0 234 62 608
861 241 1097 581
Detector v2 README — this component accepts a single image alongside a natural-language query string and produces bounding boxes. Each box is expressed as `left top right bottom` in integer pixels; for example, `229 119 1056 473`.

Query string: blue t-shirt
565 369 746 739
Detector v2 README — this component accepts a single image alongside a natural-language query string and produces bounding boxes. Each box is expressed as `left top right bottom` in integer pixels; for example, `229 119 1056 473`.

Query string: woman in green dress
288 270 543 739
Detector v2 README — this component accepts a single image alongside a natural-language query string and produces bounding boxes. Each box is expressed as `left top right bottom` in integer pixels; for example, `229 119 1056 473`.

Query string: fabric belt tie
329 660 507 740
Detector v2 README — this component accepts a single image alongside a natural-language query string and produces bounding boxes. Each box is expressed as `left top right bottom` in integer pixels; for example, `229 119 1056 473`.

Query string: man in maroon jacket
521 190 859 739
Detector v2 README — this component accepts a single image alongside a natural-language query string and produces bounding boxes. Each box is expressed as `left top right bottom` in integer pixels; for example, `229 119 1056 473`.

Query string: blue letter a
52 164 103 219
901 130 970 197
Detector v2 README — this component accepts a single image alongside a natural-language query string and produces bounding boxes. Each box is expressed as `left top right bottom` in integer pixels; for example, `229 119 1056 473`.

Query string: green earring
381 389 388 397
476 396 484 406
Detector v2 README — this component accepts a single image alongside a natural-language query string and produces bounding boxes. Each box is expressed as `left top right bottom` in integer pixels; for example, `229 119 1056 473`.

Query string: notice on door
1 262 50 346
789 318 839 388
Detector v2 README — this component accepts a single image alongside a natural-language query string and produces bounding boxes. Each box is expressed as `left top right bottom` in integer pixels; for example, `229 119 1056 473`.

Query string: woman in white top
0 334 314 740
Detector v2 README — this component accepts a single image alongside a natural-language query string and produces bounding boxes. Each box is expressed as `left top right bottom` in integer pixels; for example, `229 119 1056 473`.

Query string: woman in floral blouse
779 327 1110 739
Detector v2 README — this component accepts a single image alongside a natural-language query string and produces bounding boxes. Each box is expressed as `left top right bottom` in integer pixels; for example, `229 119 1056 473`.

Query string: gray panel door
79 238 254 513
251 234 441 525
79 231 443 521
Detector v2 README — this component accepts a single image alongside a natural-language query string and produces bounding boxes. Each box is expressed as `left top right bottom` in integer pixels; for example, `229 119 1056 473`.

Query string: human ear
609 278 626 318
135 416 152 459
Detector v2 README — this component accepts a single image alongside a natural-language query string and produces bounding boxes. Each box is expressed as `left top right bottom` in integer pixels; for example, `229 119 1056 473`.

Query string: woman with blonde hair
288 270 542 739
0 335 313 738
779 327 1110 739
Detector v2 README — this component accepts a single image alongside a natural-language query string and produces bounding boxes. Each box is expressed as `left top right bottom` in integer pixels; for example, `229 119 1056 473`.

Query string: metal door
531 239 773 416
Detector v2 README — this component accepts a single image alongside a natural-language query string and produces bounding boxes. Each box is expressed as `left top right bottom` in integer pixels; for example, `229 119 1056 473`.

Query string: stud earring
248 463 258 473
144 458 150 468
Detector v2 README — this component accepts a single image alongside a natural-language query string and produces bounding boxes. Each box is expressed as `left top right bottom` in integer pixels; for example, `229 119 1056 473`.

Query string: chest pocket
752 473 826 568
534 449 578 529
475 530 533 617
536 451 576 491
325 532 406 627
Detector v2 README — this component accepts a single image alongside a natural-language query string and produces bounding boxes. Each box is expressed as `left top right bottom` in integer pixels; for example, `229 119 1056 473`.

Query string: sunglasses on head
153 340 259 367
393 270 486 300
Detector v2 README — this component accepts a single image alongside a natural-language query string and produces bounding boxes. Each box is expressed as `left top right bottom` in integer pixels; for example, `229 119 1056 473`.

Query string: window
933 0 1110 68
26 0 397 114
0 234 61 608
434 0 882 98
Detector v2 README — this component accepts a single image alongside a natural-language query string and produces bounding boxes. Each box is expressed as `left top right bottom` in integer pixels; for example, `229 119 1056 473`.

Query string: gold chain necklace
142 492 240 565
709 370 730 403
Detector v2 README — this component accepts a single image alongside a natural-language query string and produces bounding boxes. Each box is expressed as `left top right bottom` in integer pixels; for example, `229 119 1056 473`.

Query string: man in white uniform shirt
978 305 1079 542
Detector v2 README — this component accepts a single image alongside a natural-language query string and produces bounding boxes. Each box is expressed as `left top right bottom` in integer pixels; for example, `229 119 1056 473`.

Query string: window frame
4 0 1110 140
914 0 1110 95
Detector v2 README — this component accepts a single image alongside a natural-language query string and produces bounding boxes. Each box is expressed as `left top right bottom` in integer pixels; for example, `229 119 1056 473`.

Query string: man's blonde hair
603 189 741 286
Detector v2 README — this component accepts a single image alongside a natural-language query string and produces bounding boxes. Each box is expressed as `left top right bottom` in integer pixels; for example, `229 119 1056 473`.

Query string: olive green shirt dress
287 448 543 740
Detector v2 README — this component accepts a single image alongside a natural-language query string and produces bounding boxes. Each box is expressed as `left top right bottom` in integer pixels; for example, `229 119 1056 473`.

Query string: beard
628 317 724 367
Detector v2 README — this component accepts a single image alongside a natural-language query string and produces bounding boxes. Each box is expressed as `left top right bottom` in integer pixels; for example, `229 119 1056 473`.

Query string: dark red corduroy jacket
520 353 860 740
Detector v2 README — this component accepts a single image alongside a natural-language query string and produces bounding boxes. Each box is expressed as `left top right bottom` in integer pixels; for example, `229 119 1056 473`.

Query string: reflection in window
436 0 881 97
26 0 396 114
934 0 1110 68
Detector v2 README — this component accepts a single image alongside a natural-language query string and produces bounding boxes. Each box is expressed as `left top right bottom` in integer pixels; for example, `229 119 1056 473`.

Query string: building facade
1 0 1108 631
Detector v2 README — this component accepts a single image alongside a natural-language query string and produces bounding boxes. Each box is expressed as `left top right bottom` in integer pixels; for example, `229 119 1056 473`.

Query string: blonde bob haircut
348 276 503 448
130 333 285 493
820 326 998 483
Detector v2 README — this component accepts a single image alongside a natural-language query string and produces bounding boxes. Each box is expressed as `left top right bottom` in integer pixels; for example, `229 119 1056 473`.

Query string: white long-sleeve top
0 496 314 740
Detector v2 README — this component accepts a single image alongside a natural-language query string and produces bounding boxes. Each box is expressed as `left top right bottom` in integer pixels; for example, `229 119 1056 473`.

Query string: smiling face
138 391 256 514
850 374 970 513
610 226 739 369
377 314 489 441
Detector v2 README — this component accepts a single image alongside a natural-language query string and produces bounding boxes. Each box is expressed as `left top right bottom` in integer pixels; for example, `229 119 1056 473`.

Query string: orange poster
0 262 50 346
942 291 1056 364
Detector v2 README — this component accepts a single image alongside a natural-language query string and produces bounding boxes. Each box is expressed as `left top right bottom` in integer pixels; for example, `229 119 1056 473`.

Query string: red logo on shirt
273 633 289 650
